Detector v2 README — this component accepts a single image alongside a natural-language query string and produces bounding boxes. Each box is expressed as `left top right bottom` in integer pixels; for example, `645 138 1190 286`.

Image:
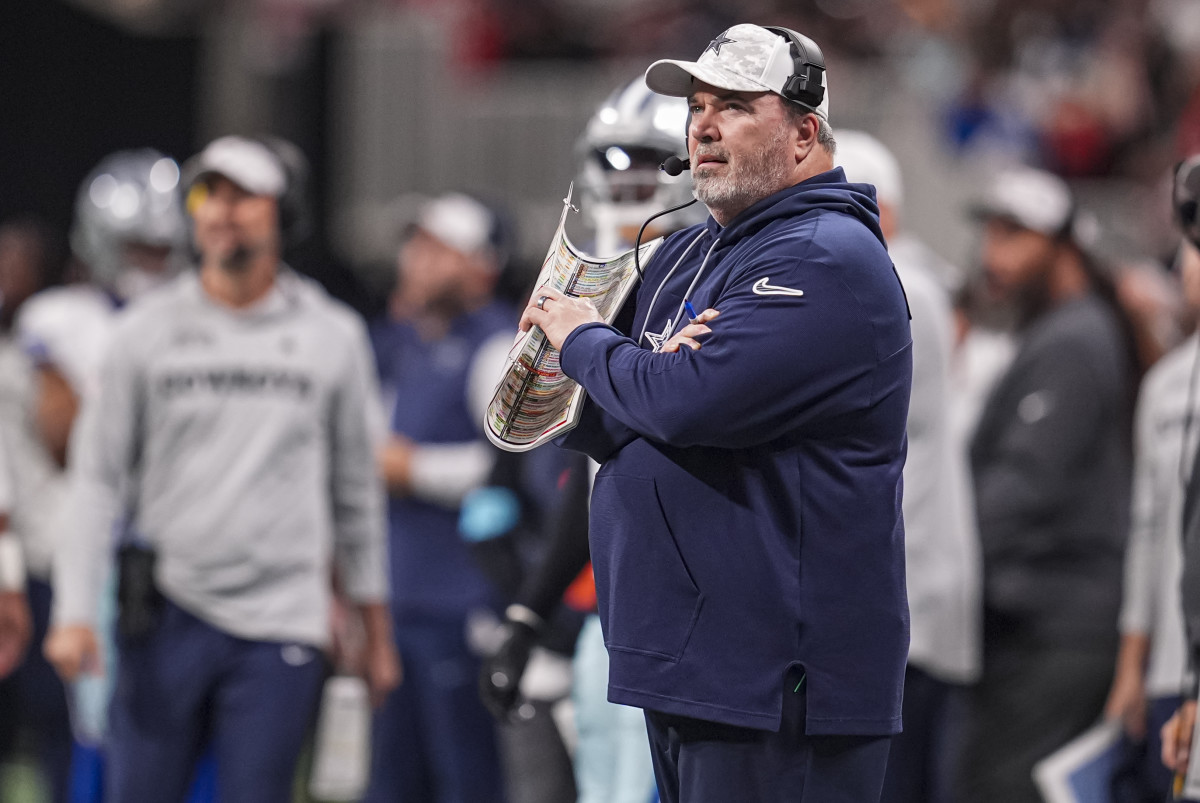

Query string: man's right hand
44 624 101 683
1163 699 1198 775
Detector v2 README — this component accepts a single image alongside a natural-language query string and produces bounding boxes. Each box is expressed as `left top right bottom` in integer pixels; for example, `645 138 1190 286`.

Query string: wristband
0 534 26 592
505 604 544 633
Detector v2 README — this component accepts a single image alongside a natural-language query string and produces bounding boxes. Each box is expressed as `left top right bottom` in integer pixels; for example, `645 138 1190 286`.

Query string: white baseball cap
414 193 502 261
644 24 830 121
971 166 1074 237
183 136 288 199
835 131 903 208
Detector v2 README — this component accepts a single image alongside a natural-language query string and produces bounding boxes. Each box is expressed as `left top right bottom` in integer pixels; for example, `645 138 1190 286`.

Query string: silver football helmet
71 149 187 299
576 77 705 255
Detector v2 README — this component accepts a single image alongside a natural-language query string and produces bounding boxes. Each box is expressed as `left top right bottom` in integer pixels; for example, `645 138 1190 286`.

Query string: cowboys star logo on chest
643 316 677 352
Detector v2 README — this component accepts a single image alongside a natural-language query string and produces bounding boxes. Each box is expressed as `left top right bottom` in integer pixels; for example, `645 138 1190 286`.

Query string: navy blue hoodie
557 168 912 735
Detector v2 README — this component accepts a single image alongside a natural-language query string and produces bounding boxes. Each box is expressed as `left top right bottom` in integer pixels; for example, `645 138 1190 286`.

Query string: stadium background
3 0 1200 798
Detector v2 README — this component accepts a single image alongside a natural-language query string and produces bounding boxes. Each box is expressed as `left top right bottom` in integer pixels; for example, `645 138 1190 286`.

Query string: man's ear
792 111 819 162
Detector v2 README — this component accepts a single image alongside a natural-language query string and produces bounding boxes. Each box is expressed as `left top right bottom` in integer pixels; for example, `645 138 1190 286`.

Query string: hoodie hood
706 167 886 250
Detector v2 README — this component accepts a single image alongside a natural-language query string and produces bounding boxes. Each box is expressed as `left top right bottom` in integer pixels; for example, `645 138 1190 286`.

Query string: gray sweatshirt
1120 334 1196 697
53 269 389 648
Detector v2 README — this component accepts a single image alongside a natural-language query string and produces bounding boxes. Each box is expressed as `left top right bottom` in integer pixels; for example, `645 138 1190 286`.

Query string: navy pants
644 676 892 803
106 600 326 803
363 612 505 803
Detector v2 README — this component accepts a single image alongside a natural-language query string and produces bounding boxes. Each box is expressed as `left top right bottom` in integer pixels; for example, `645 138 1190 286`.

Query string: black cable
633 198 699 279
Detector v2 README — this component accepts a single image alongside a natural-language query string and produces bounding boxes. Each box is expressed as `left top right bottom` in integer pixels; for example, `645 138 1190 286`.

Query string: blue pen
684 300 699 324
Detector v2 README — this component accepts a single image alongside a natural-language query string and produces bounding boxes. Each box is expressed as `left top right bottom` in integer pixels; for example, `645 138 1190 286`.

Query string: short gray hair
783 101 836 156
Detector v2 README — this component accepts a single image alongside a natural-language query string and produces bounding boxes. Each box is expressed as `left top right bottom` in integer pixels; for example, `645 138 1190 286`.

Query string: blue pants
644 672 892 803
363 612 505 803
105 600 326 803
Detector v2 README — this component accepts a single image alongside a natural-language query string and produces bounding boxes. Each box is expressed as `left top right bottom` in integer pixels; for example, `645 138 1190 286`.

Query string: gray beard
693 128 793 221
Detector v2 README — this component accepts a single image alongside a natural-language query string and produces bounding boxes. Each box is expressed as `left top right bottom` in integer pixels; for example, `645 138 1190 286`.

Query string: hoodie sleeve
1118 367 1167 637
328 320 390 604
559 251 908 450
52 326 141 626
554 385 641 462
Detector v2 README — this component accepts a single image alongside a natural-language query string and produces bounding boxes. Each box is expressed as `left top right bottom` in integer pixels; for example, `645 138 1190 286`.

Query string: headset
1175 154 1200 249
761 25 826 113
664 25 828 177
253 135 313 248
185 134 313 249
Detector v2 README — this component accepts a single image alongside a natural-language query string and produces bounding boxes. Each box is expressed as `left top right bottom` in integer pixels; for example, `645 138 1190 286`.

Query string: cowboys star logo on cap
705 33 735 56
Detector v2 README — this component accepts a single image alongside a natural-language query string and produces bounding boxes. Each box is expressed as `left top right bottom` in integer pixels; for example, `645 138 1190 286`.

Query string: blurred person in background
479 75 704 803
42 134 399 803
463 444 586 803
960 166 1138 803
836 131 981 803
20 149 187 468
15 149 210 802
1108 155 1200 802
1156 154 1200 792
0 217 66 799
365 191 515 803
18 155 184 800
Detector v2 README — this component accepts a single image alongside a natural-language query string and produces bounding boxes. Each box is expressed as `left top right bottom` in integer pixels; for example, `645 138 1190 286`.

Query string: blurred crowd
4 2 1200 802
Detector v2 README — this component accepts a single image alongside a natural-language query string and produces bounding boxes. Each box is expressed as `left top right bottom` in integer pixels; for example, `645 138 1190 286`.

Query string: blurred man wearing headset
43 135 399 802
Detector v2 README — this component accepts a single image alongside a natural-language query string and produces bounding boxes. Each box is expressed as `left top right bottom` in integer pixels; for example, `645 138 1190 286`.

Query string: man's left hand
661 308 720 353
519 287 603 351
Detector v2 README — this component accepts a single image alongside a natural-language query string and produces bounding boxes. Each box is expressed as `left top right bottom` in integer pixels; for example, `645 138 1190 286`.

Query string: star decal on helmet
705 34 735 56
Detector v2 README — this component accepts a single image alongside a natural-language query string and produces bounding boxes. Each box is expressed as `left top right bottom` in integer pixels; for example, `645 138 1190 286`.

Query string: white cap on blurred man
971 166 1074 238
836 131 903 209
414 193 500 260
183 136 288 199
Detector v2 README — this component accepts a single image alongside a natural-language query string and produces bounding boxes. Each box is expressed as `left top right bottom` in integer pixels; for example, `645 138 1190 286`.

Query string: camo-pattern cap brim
644 23 829 121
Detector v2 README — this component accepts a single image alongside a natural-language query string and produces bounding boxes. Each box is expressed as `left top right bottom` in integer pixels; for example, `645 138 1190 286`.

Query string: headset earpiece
762 25 827 112
251 135 312 248
1175 155 1200 249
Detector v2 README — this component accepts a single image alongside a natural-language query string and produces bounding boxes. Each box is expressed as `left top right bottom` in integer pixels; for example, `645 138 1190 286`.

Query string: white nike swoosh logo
752 277 805 297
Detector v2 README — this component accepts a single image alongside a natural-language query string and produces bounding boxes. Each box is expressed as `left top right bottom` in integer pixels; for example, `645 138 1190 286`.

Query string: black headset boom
762 25 826 112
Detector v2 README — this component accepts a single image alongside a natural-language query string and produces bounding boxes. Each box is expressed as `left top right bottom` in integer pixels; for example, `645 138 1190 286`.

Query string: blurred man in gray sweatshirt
42 135 400 803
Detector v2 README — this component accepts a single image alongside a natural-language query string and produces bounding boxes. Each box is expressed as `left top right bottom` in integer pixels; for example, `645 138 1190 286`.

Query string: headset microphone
660 156 690 177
